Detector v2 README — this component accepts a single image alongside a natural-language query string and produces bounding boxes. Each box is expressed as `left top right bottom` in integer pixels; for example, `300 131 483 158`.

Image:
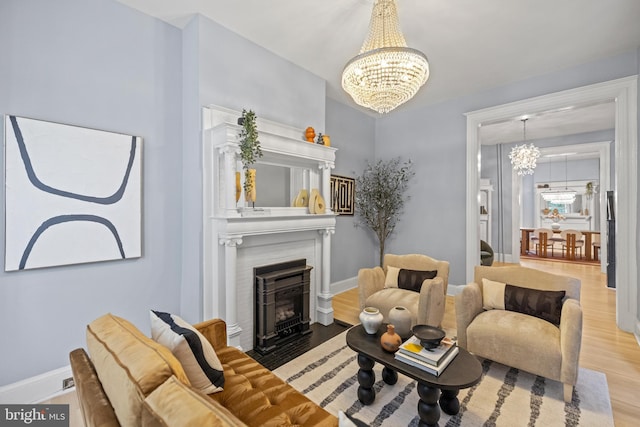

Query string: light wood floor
333 259 640 426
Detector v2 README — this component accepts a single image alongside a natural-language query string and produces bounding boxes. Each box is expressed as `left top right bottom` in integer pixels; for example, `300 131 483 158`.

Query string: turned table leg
417 382 441 427
439 389 460 415
356 353 376 405
382 366 398 385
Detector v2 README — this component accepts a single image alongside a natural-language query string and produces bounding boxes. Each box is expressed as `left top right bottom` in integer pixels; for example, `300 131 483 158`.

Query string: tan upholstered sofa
455 265 582 402
358 253 449 327
70 313 337 427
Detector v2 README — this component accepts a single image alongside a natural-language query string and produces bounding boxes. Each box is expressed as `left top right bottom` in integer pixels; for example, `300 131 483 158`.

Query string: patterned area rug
273 330 614 427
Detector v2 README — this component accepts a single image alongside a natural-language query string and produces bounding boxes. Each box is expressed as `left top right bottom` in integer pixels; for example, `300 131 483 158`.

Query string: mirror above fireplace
203 105 337 218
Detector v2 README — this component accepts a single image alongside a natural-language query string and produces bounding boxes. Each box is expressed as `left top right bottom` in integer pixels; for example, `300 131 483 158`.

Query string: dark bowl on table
412 325 446 349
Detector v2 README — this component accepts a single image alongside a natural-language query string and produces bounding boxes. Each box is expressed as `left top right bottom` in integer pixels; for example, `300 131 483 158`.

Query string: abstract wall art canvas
4 116 142 271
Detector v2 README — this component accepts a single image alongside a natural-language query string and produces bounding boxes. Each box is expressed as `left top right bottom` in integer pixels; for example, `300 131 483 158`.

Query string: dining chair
531 228 555 257
560 229 585 260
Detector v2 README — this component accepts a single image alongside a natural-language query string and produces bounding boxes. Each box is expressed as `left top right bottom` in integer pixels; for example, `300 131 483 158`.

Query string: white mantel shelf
202 106 337 350
217 213 336 238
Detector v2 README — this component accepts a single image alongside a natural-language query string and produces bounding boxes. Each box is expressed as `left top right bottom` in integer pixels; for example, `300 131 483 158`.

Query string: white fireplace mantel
202 106 337 349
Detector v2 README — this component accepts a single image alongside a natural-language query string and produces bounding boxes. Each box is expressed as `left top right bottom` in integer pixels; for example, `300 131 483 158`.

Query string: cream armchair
358 254 449 328
456 265 582 402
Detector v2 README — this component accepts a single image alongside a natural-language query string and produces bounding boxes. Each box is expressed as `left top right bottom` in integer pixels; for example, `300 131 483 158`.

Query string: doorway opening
465 76 638 332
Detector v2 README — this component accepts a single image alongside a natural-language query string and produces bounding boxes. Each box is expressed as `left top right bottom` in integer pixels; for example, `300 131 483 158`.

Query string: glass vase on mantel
244 168 257 207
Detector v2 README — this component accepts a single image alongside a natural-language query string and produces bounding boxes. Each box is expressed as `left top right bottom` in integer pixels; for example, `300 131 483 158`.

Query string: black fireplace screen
254 259 312 354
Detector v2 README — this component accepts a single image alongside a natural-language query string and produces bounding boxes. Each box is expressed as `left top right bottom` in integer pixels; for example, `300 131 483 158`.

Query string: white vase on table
388 306 412 339
359 307 383 334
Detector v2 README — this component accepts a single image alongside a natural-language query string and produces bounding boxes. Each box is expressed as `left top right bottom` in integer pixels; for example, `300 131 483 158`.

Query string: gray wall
325 98 377 279
0 0 183 385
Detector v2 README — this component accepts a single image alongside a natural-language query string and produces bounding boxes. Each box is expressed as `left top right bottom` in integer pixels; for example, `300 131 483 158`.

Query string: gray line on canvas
19 214 126 269
9 115 137 205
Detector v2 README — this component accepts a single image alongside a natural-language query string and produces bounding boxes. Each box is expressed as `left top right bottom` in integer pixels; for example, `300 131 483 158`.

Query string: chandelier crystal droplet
341 0 430 114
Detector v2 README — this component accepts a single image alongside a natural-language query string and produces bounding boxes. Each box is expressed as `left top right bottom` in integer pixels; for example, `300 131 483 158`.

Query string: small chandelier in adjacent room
542 155 577 204
341 0 429 114
509 118 540 175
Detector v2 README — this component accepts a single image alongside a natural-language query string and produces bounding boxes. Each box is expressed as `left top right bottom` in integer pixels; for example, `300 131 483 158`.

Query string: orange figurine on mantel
305 127 315 142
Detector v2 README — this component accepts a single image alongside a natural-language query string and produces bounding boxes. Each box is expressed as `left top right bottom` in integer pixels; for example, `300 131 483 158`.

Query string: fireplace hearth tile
246 322 350 370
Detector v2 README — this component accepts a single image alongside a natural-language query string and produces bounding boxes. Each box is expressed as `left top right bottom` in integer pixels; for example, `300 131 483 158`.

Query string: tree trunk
379 239 385 267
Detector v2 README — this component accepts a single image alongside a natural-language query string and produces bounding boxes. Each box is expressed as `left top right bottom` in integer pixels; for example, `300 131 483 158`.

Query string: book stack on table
394 335 459 376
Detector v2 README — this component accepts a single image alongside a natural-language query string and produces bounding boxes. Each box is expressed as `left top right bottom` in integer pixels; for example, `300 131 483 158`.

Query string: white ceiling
116 0 638 139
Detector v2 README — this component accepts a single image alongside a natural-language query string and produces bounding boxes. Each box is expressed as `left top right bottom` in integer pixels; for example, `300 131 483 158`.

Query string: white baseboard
635 319 640 347
0 365 72 404
330 276 357 295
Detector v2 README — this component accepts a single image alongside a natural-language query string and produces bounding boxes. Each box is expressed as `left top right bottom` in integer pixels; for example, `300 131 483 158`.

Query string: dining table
520 228 600 261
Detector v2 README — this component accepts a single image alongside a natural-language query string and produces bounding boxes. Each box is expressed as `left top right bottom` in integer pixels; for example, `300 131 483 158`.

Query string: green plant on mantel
238 109 263 193
355 157 415 266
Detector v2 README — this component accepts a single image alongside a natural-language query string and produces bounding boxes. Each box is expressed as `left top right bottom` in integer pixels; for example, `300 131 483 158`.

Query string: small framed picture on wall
330 175 355 215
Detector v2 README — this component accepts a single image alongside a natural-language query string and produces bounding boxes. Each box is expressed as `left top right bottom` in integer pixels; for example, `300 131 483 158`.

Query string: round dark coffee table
346 324 482 427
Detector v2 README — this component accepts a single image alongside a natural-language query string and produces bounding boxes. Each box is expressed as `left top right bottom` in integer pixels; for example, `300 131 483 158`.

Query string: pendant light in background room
509 118 540 175
542 155 577 204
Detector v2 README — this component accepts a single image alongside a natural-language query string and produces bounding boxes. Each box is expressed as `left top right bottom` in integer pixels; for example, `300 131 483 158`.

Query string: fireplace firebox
254 259 312 354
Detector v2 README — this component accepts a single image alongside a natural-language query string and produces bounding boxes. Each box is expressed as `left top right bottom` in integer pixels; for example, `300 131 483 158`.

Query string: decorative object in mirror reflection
509 118 540 175
4 115 142 271
330 175 355 215
235 171 241 203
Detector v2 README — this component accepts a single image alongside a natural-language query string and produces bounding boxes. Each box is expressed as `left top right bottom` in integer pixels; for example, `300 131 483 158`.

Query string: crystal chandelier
341 0 429 114
509 119 540 175
541 190 577 204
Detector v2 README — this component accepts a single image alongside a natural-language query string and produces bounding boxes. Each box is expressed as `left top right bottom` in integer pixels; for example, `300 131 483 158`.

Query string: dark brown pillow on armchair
504 284 565 325
482 278 566 326
397 269 438 292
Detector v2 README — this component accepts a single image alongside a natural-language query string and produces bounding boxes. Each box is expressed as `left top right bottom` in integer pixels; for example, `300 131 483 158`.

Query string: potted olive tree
237 109 262 206
355 157 414 266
